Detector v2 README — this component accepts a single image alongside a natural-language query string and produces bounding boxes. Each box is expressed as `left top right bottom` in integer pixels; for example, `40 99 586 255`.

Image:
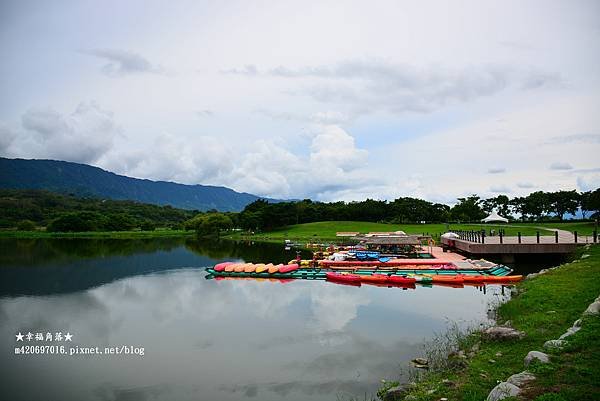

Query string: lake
0 237 533 401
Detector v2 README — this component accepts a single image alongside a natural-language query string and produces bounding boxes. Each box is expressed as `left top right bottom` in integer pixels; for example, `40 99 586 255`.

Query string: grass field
224 221 583 243
382 244 600 401
0 229 194 239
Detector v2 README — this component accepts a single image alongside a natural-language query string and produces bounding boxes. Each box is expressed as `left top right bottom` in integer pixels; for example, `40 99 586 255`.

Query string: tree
547 190 580 220
585 188 600 219
185 213 233 236
450 195 486 222
47 212 104 232
17 220 36 231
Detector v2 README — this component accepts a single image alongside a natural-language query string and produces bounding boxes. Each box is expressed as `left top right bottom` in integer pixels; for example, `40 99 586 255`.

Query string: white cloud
550 162 573 171
80 48 165 77
517 182 535 189
226 60 562 115
487 167 506 174
489 185 511 194
7 102 121 164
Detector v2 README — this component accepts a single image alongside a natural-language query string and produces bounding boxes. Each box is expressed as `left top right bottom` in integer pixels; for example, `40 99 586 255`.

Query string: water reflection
0 238 512 401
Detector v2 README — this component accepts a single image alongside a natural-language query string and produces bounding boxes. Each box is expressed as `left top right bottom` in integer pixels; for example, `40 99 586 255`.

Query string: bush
47 212 103 232
17 220 36 231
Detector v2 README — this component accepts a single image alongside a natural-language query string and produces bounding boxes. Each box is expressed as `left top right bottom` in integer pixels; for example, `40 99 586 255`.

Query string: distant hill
0 157 271 211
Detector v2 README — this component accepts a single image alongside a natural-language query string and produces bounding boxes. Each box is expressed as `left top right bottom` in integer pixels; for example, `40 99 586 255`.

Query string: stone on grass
584 301 600 315
483 326 526 340
524 351 549 367
559 326 581 340
507 371 536 387
543 339 567 350
486 382 520 401
383 384 411 401
573 318 582 328
581 254 590 259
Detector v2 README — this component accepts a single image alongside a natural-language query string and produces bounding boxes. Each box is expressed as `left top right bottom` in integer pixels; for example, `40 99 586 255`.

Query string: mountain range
0 157 273 211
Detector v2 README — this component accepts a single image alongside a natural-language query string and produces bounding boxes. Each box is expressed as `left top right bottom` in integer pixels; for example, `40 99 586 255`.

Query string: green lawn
386 244 600 401
225 221 560 243
0 229 194 239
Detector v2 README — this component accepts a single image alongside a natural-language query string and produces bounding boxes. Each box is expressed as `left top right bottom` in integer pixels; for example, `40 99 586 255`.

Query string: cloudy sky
1 0 599 203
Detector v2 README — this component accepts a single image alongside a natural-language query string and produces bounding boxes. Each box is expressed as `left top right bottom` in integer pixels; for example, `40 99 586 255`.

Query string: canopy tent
481 210 509 223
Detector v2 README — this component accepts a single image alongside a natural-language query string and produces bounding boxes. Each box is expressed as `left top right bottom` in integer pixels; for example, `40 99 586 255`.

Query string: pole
518 232 521 244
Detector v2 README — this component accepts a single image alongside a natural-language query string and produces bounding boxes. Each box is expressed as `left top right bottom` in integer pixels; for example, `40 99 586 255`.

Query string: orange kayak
224 263 237 272
268 263 282 274
234 263 247 273
388 275 417 285
245 263 259 273
483 275 523 283
430 275 464 284
279 263 299 273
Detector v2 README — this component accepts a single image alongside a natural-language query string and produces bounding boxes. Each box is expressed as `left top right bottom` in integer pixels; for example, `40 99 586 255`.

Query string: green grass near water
384 244 600 401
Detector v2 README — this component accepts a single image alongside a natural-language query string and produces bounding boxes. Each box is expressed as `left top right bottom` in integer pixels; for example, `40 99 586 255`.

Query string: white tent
481 210 509 223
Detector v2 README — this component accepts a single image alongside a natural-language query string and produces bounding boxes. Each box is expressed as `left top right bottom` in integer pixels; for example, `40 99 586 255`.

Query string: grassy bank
385 244 600 401
0 229 194 239
224 221 562 243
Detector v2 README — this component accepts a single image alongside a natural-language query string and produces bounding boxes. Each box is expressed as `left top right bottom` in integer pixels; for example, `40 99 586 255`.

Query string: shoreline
0 229 195 239
380 244 600 401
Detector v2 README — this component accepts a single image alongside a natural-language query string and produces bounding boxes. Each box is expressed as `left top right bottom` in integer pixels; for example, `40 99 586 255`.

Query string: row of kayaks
208 262 523 286
326 271 522 286
214 262 300 274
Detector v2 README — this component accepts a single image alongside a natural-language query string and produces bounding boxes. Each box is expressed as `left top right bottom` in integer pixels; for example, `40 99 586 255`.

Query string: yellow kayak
256 263 271 273
246 263 261 273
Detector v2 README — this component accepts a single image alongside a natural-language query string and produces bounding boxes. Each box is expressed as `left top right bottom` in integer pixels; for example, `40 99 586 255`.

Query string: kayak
214 262 234 272
279 263 300 274
320 259 455 268
256 263 271 273
430 275 464 284
359 274 389 284
234 263 247 273
245 263 260 273
224 263 237 272
326 272 362 285
268 263 283 274
483 275 523 283
388 275 417 285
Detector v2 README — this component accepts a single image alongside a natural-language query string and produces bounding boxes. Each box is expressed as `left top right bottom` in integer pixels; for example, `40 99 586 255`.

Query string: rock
527 273 538 280
544 339 567 350
441 379 456 388
488 359 496 363
471 342 481 352
495 352 503 357
383 384 411 401
502 320 512 327
486 382 521 401
404 396 417 401
507 371 536 387
547 310 557 314
483 326 526 340
581 254 590 259
559 326 581 340
584 301 600 315
524 351 549 367
426 389 436 395
480 373 488 378
573 318 582 328
411 357 428 365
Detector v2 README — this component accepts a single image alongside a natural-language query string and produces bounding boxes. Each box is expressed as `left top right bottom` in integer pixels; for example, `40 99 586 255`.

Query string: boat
359 274 389 284
326 272 362 285
279 263 300 273
458 274 523 284
256 263 271 273
429 275 464 284
245 263 260 273
214 262 234 272
388 275 417 285
224 263 237 272
234 263 247 273
268 263 282 274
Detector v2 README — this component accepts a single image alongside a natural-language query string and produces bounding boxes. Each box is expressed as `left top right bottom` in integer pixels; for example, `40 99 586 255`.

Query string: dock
441 228 598 262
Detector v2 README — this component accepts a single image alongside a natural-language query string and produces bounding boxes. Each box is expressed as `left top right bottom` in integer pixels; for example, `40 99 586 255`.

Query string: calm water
0 238 522 401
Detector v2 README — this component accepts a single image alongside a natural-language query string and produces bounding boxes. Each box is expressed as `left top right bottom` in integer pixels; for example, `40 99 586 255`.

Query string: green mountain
0 157 270 211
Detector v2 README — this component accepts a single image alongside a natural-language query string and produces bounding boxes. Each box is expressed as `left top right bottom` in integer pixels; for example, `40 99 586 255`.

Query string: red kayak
388 275 417 285
359 274 389 284
326 272 362 285
279 263 300 273
214 262 235 272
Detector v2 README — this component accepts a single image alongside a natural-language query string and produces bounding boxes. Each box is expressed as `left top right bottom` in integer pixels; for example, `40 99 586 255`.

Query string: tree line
237 189 600 232
2 188 598 234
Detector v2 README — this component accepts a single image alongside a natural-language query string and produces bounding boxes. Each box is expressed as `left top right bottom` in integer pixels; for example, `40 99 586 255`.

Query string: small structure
482 210 509 223
336 232 360 237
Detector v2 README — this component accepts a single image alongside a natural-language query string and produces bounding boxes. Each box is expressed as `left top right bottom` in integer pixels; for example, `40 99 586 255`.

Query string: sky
1 0 599 204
